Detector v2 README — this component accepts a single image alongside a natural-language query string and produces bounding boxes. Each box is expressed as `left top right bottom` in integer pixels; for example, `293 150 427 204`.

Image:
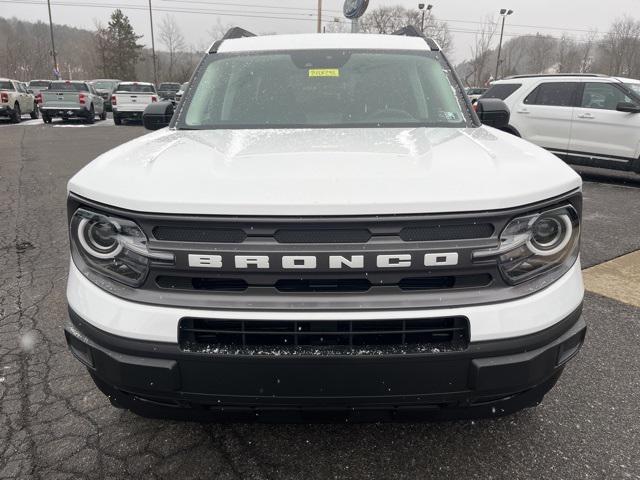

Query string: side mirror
475 98 510 128
616 102 640 113
27 89 34 94
142 101 174 130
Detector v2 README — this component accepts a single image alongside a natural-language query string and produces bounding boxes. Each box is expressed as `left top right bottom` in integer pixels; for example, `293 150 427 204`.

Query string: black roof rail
208 27 257 54
391 25 439 51
503 73 607 80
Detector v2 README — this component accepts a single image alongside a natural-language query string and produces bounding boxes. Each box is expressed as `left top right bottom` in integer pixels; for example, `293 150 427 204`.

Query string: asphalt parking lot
0 115 639 480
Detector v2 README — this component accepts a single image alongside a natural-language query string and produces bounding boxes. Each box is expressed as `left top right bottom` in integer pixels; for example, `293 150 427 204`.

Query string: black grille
400 224 494 241
274 229 371 243
155 275 491 293
275 279 371 292
153 226 246 243
179 316 469 354
398 274 492 291
156 276 247 291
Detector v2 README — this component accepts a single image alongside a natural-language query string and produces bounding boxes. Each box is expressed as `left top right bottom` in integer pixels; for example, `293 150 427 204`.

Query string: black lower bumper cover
65 305 585 422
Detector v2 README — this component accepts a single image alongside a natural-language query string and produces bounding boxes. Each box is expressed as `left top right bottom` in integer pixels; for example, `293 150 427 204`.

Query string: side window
581 83 633 110
15 82 24 93
483 83 522 100
524 82 577 107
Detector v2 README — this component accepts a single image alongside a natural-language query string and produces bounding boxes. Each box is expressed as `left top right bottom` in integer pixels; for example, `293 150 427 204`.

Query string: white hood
68 126 581 216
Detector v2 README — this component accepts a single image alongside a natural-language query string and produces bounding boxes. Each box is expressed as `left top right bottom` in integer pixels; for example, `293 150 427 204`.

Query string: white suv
64 27 586 422
485 74 640 174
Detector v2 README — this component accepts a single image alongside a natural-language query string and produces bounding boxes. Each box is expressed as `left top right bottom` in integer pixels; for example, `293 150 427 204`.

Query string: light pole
495 8 513 79
317 0 322 33
418 3 433 35
46 0 59 79
148 0 158 85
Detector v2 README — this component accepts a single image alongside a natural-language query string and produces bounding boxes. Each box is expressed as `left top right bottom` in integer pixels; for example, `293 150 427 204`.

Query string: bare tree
359 5 452 51
599 17 640 76
159 15 185 82
579 30 598 73
527 33 556 73
324 17 349 33
208 18 233 43
94 21 111 77
555 33 581 73
466 16 497 87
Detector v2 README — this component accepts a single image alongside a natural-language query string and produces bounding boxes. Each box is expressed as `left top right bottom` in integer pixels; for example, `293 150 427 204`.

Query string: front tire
30 103 39 119
11 103 21 123
42 112 52 124
113 114 122 125
100 109 107 121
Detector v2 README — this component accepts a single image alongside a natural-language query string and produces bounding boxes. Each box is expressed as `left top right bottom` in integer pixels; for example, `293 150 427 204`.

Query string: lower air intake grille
178 317 469 355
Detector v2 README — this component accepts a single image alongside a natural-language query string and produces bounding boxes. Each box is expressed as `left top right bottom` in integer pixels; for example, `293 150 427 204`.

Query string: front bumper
65 304 585 420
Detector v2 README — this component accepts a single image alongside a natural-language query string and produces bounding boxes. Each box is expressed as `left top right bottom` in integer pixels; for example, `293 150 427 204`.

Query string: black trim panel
65 305 586 418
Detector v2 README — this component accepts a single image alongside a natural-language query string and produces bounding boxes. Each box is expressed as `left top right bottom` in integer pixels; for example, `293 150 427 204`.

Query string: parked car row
2 76 190 124
476 74 640 175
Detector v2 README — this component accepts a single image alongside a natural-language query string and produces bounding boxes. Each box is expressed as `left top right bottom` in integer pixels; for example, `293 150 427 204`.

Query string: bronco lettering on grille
187 253 459 269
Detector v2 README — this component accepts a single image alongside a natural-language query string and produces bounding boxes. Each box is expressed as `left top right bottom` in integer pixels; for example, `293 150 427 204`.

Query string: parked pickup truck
41 80 106 124
65 27 586 422
157 82 181 101
90 79 121 112
111 82 157 125
0 78 39 122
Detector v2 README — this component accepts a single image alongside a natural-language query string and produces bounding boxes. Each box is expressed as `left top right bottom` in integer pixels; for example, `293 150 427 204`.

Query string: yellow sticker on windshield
309 69 340 77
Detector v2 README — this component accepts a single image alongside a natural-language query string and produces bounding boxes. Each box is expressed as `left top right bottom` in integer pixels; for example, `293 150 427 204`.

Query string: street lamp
418 3 433 34
495 8 513 79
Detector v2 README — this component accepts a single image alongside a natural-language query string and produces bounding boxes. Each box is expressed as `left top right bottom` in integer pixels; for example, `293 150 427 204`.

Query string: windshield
159 83 180 90
624 82 640 96
93 81 118 90
48 82 88 92
116 84 155 93
180 50 468 129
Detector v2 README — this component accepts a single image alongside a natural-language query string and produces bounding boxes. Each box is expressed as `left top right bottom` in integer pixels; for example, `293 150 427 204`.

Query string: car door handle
516 109 529 114
577 113 595 119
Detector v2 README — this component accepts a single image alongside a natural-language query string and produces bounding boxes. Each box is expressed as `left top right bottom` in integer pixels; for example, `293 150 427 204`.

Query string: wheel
30 103 39 119
11 103 21 123
86 105 95 124
100 109 107 121
113 114 122 125
42 112 52 124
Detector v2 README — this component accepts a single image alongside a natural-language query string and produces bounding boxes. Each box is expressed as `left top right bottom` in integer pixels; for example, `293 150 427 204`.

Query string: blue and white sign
343 0 369 19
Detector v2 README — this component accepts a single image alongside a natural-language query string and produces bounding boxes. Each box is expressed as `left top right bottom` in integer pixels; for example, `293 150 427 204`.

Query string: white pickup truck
111 82 158 125
0 78 39 122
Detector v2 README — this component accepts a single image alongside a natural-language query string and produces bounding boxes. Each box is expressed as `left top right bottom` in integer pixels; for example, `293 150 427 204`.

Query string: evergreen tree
101 9 143 79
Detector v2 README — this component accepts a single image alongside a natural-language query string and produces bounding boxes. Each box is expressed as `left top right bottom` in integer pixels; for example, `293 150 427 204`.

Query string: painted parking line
583 249 640 307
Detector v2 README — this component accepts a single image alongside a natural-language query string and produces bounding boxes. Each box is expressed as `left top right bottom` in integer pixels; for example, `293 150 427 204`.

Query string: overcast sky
7 0 640 62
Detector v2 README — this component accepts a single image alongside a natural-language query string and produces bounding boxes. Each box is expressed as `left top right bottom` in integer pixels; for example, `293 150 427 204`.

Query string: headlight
473 204 580 285
70 208 173 287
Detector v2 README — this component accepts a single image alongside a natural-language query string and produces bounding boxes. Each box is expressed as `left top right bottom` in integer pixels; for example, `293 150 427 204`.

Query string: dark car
157 82 181 101
90 79 121 112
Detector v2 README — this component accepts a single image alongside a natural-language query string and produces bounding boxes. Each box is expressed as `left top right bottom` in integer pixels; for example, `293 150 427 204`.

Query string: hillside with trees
0 12 201 82
458 16 640 87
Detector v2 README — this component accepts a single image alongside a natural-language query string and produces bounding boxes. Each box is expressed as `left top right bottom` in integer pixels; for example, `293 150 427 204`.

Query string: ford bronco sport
64 27 586 421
